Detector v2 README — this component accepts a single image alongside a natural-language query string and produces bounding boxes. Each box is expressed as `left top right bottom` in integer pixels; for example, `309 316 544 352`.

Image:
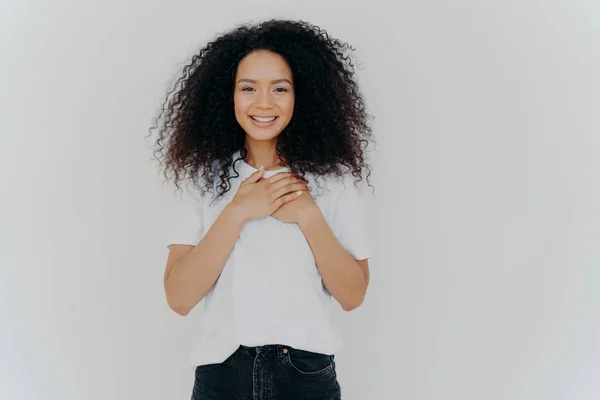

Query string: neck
243 137 284 170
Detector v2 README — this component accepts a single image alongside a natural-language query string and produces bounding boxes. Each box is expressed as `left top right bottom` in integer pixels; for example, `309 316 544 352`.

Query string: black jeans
191 344 341 400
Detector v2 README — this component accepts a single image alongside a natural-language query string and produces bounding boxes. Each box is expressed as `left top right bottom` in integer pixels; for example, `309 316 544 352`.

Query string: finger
269 176 305 193
274 190 303 209
270 182 308 202
240 166 264 186
266 171 297 184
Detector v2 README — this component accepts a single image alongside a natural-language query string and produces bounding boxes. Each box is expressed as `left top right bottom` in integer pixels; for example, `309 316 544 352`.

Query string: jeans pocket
284 347 335 377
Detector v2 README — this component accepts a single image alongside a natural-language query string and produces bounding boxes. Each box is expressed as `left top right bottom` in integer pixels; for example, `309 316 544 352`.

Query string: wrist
224 202 248 227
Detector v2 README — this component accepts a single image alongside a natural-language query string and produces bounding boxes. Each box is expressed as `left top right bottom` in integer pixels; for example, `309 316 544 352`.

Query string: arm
298 209 370 311
164 169 308 316
164 203 245 316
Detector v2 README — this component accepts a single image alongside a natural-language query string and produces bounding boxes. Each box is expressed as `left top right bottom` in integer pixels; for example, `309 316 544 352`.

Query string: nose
255 89 274 109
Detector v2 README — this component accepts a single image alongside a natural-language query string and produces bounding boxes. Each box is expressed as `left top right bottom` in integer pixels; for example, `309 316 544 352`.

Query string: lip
249 115 278 127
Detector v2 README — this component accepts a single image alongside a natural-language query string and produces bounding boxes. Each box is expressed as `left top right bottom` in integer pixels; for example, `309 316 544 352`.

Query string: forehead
236 50 292 80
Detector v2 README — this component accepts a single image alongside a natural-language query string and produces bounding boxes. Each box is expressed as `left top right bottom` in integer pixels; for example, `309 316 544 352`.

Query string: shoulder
181 158 231 201
308 171 371 221
311 171 368 197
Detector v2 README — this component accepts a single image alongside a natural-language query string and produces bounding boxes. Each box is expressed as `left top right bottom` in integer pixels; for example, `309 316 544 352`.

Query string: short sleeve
166 183 205 248
330 177 374 260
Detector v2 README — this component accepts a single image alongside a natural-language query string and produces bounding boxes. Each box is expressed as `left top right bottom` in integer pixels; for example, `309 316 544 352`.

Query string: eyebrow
237 78 293 85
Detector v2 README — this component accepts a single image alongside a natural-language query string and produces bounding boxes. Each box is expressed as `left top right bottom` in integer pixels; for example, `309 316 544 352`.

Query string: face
234 50 295 143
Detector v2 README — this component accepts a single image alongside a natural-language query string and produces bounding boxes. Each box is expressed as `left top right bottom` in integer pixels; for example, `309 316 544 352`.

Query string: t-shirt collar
232 150 290 179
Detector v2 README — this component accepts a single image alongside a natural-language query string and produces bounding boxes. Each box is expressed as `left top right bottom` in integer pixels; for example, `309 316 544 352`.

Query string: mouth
249 115 279 128
250 116 278 122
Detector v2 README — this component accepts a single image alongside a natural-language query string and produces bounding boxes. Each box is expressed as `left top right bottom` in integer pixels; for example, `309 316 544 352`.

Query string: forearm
165 203 245 314
299 210 368 311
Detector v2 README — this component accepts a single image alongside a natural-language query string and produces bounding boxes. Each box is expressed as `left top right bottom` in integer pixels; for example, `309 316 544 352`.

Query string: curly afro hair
151 19 374 199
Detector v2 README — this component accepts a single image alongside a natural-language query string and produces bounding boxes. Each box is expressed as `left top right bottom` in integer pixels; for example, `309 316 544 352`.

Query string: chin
245 129 281 142
243 124 286 142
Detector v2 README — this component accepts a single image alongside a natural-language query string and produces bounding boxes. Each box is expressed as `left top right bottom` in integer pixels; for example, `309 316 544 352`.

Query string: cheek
278 97 295 115
234 95 250 117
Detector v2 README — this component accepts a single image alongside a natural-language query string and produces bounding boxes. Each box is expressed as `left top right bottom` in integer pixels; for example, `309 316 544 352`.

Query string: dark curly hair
150 19 374 199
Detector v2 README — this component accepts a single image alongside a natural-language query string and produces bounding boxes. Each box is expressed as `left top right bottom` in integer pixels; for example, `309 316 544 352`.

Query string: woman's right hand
230 167 308 223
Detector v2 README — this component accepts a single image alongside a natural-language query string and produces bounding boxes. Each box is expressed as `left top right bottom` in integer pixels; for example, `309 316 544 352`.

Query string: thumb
241 165 265 185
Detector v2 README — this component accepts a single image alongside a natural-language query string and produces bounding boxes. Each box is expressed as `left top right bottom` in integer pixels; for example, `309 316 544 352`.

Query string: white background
1 1 599 399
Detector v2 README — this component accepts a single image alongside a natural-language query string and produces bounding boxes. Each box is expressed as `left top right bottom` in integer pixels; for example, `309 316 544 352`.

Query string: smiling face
233 50 295 144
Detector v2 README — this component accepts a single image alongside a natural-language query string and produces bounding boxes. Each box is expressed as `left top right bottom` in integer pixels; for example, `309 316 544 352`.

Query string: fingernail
296 191 303 195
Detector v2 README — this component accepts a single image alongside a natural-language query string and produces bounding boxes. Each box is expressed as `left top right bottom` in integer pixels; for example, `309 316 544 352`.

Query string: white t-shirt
167 151 373 367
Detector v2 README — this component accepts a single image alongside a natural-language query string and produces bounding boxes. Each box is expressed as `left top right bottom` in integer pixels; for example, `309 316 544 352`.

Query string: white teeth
251 116 276 122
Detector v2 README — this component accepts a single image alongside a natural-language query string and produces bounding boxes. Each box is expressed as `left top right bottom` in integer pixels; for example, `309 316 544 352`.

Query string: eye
274 88 288 93
241 87 256 92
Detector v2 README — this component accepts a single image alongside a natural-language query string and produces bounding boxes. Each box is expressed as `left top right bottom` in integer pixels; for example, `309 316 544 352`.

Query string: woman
152 19 374 400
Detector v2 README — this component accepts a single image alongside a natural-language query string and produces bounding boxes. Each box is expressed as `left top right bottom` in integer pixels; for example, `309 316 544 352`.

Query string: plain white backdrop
1 1 598 399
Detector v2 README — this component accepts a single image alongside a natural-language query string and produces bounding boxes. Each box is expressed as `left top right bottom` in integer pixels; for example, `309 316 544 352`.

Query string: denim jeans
191 344 341 400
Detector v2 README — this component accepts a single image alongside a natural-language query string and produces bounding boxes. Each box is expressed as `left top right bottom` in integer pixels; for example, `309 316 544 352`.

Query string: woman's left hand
271 188 320 225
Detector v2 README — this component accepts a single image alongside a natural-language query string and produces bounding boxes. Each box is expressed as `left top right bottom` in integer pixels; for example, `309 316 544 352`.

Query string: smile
250 116 277 122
